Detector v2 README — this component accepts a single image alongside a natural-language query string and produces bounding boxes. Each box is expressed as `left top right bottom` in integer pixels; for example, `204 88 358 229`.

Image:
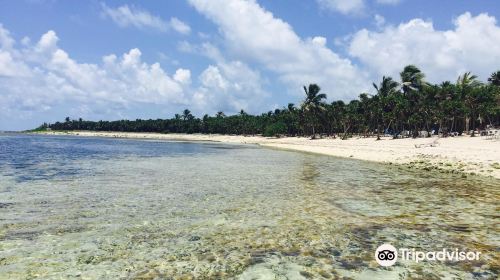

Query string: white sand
37 131 500 179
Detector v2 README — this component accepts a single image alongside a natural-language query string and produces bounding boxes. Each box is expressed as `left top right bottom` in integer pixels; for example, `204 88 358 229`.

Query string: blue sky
0 0 499 130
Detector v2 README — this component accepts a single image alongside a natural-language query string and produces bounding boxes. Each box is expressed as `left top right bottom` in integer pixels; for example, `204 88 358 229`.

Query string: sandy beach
36 131 500 179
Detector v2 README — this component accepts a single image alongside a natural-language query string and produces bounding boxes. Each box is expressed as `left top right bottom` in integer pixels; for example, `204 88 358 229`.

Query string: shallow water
0 134 498 279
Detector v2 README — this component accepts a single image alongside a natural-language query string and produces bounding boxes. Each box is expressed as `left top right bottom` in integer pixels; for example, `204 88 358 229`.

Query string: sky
0 0 499 130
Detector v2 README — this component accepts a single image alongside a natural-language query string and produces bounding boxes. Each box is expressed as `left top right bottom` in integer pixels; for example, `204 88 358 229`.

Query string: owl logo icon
375 244 398 266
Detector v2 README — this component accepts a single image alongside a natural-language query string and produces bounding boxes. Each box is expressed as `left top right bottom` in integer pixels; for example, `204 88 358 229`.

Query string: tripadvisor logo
375 244 397 266
375 244 481 267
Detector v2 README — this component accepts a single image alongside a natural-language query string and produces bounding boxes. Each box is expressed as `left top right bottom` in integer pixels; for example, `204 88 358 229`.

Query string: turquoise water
0 134 498 279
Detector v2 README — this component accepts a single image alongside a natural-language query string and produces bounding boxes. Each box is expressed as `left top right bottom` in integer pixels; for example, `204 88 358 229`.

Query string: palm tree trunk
376 123 381 140
342 124 350 140
438 119 442 136
465 116 470 134
385 120 392 135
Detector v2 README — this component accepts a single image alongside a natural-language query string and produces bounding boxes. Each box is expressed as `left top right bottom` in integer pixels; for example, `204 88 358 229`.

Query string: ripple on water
0 134 499 279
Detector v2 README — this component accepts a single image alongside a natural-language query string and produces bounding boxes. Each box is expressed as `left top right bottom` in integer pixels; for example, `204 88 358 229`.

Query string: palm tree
358 93 372 137
283 103 299 136
400 65 425 95
342 100 361 139
330 100 346 137
457 72 481 134
182 109 193 121
373 76 399 98
373 76 399 137
301 84 326 139
488 71 500 86
400 65 427 137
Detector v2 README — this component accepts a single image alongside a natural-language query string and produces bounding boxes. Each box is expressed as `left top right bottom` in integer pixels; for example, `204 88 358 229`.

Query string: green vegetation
38 66 500 138
263 122 287 137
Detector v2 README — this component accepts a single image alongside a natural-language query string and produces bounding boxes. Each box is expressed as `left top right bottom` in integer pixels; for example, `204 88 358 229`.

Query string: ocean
0 133 498 279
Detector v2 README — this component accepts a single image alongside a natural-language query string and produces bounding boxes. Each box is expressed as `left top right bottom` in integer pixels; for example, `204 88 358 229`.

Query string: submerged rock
0 202 14 208
188 235 201 242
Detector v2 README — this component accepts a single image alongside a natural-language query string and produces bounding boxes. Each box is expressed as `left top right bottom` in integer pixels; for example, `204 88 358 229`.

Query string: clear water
0 134 498 279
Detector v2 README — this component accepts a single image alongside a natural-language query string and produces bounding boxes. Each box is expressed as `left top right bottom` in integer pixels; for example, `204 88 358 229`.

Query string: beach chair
418 131 429 138
485 129 498 140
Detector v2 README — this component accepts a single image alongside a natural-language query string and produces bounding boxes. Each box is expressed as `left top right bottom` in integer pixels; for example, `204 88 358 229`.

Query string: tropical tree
300 84 327 139
42 66 500 139
373 76 399 137
400 65 427 137
400 65 426 95
341 100 361 139
488 71 500 86
182 109 194 121
457 72 481 134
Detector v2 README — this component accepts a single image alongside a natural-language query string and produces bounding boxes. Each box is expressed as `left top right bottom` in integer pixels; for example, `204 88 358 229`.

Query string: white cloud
194 60 268 113
311 36 327 46
188 0 369 100
317 0 401 15
169 17 191 35
101 3 191 35
173 68 191 84
0 25 191 125
101 3 168 32
177 39 269 113
374 14 385 28
176 38 269 113
178 41 224 63
0 24 15 49
349 12 500 83
0 23 271 129
376 0 401 5
0 51 30 77
0 24 31 77
177 40 196 53
200 65 228 90
317 0 365 15
21 36 31 46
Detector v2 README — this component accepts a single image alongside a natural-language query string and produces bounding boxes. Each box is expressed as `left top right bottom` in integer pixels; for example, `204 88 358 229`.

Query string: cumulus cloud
0 24 31 77
175 38 268 113
317 0 365 15
173 68 192 84
194 60 268 113
349 12 500 83
0 24 191 128
311 36 327 46
177 40 269 113
188 0 369 100
0 23 272 129
200 65 228 90
101 3 190 35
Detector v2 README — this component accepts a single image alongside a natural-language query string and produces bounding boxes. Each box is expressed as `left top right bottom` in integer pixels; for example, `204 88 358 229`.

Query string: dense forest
38 65 500 139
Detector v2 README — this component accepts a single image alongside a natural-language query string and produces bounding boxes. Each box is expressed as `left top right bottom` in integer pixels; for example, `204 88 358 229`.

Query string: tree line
38 65 500 139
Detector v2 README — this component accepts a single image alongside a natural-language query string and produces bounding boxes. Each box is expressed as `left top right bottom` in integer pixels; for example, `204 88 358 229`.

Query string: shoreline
31 130 500 179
